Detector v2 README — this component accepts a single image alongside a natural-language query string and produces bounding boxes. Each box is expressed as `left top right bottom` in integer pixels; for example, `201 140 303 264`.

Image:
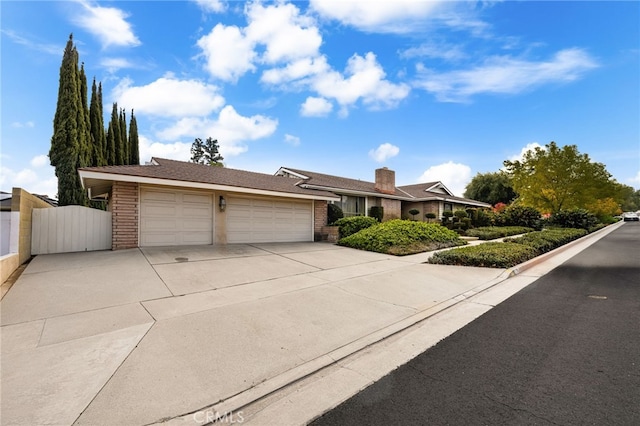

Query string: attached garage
140 187 213 246
227 196 312 243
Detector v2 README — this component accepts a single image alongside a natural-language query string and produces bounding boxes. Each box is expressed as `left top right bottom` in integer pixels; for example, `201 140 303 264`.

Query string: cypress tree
89 77 106 166
120 108 129 164
106 121 116 165
129 110 140 165
98 82 107 163
78 63 91 169
109 103 123 165
50 34 86 206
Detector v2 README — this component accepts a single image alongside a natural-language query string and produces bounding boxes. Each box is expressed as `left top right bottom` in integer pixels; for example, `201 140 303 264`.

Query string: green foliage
369 206 384 222
50 34 87 206
338 219 465 256
465 226 534 240
453 210 468 219
430 228 588 268
429 243 537 268
425 212 437 220
549 209 599 230
464 171 517 206
128 110 140 165
501 205 542 230
504 141 617 214
473 209 493 227
504 228 588 255
191 137 224 166
334 216 379 239
89 78 106 166
408 208 420 220
327 203 344 224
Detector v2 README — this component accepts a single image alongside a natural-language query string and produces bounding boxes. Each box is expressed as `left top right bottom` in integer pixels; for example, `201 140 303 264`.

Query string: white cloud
11 121 35 128
192 0 225 13
284 134 301 147
311 52 410 111
309 0 444 33
416 48 598 102
401 42 467 62
261 56 330 86
418 161 472 197
0 164 57 199
508 142 544 162
627 170 640 189
300 96 333 117
1 29 62 55
100 57 135 73
73 0 141 48
156 105 278 156
30 155 49 168
112 76 225 117
369 143 400 163
196 23 256 82
138 135 192 163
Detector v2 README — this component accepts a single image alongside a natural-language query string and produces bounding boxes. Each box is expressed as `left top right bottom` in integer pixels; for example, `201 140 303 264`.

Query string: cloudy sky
1 0 639 198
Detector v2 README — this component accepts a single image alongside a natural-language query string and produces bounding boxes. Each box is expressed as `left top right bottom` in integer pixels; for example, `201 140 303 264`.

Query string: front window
340 195 366 217
443 203 453 212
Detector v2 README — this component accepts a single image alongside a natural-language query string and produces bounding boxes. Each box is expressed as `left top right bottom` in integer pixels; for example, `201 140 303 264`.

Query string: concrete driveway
3 232 616 426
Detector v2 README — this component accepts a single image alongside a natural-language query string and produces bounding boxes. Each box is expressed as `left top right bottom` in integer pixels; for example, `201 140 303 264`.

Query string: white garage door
140 188 213 246
227 197 312 243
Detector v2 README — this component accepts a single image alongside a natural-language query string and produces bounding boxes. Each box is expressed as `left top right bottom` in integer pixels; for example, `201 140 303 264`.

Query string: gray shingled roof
282 167 409 197
80 158 337 198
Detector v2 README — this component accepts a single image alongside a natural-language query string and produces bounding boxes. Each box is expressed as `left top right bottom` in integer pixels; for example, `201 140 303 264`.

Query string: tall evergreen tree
109 103 123 165
106 121 116 165
77 63 91 168
98 82 107 163
89 78 106 166
128 110 140 165
50 34 86 206
120 108 129 164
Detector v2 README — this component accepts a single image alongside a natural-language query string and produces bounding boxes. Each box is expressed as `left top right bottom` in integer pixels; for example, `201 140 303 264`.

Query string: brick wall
380 198 401 221
314 200 328 241
111 181 139 250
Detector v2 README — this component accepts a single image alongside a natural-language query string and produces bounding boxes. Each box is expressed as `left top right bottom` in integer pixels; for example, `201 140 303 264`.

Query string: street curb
155 222 624 425
502 221 625 278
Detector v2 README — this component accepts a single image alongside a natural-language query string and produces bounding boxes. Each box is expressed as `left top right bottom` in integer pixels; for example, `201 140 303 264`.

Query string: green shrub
429 243 537 268
474 209 493 227
338 219 465 255
549 209 598 230
408 209 420 220
369 206 384 222
465 226 534 240
502 205 542 230
504 228 587 255
453 210 468 220
425 212 437 222
334 216 379 239
327 203 343 225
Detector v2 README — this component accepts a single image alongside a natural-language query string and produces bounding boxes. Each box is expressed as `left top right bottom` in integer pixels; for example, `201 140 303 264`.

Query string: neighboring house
78 158 490 250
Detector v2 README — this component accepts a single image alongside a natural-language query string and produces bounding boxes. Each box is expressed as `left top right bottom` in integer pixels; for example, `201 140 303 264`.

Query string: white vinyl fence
32 206 112 254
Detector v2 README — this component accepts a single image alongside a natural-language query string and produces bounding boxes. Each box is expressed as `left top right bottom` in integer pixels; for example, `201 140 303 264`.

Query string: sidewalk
0 222 623 425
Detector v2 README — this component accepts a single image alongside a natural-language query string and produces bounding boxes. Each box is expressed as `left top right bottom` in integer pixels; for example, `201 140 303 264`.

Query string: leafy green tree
464 171 517 206
128 110 140 165
503 142 616 214
119 108 128 164
106 120 116 165
89 77 106 166
77 62 91 169
190 137 224 166
108 103 123 165
49 34 87 206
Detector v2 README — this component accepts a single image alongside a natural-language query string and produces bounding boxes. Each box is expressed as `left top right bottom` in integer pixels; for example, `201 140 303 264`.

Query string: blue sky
2 0 639 198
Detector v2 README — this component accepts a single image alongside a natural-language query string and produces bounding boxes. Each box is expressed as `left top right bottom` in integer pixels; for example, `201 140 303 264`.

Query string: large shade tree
190 137 224 166
503 141 618 214
464 171 517 206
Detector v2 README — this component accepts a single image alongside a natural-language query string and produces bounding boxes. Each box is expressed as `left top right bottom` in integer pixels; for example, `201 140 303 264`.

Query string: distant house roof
78 158 339 201
276 167 491 208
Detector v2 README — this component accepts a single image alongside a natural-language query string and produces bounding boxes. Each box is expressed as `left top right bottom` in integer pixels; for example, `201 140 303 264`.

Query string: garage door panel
227 197 312 243
140 188 213 247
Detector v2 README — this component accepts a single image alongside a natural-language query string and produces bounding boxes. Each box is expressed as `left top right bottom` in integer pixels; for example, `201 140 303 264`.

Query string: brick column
111 181 139 250
314 200 328 241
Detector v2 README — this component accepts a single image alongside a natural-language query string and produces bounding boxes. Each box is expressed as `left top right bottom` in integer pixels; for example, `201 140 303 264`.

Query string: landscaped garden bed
464 226 534 240
337 219 466 256
428 227 589 268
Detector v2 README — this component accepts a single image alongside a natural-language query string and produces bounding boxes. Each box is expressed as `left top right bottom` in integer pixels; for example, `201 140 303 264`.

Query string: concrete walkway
0 222 623 425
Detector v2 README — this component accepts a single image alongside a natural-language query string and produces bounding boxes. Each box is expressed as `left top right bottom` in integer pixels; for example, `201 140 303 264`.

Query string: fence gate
31 206 112 254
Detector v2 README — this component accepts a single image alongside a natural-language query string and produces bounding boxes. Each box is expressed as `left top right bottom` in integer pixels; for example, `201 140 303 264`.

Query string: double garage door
140 188 312 246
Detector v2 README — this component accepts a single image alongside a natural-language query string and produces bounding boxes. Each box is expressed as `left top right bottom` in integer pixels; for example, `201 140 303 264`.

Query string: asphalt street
312 222 640 426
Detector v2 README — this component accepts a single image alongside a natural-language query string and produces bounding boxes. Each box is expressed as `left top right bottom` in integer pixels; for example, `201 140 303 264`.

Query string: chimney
375 167 396 195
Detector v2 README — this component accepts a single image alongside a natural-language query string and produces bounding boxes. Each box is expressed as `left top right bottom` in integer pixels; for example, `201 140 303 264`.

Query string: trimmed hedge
333 216 379 238
430 227 589 268
465 226 534 240
338 219 465 256
504 228 587 255
327 203 343 224
428 242 537 268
